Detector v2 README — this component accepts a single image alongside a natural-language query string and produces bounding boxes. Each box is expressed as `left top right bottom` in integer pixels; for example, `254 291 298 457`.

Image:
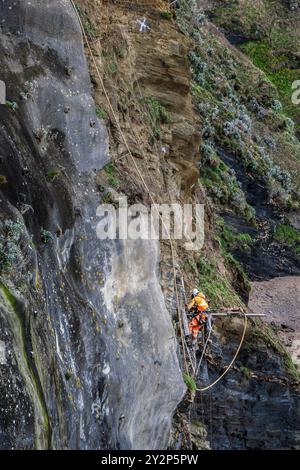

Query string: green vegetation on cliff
209 0 300 127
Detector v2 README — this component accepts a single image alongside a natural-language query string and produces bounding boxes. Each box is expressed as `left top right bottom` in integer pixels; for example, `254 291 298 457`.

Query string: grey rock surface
0 0 185 449
192 321 300 449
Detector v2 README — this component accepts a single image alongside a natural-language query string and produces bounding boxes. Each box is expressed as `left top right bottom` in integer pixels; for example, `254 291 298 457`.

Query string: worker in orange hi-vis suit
187 289 209 346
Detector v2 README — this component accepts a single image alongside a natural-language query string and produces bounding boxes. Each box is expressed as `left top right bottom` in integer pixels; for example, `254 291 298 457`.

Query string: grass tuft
183 372 197 392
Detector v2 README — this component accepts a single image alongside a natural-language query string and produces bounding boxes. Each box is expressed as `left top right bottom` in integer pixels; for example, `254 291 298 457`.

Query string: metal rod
181 277 188 305
210 313 266 317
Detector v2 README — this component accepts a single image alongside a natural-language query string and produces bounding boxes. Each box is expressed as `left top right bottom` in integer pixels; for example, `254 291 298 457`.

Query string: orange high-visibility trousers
189 315 204 340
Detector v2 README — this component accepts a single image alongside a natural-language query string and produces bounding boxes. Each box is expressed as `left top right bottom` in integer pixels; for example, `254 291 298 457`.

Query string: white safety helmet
192 288 199 297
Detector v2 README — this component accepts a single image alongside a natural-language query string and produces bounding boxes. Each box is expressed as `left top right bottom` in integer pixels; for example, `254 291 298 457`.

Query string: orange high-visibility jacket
187 293 208 312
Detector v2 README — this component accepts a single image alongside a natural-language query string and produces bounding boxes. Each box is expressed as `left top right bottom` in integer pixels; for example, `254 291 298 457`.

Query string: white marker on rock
137 18 150 33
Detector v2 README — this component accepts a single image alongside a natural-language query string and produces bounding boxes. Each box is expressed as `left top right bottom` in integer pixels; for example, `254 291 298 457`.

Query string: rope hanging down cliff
69 0 189 372
70 0 248 392
196 312 247 392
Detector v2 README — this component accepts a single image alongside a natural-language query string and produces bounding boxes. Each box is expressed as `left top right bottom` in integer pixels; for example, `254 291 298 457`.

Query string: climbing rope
70 1 249 390
195 324 213 377
70 0 190 372
196 312 248 392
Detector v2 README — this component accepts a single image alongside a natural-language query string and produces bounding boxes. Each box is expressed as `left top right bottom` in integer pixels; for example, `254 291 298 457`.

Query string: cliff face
191 319 300 449
0 0 300 450
0 0 185 450
249 276 300 368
